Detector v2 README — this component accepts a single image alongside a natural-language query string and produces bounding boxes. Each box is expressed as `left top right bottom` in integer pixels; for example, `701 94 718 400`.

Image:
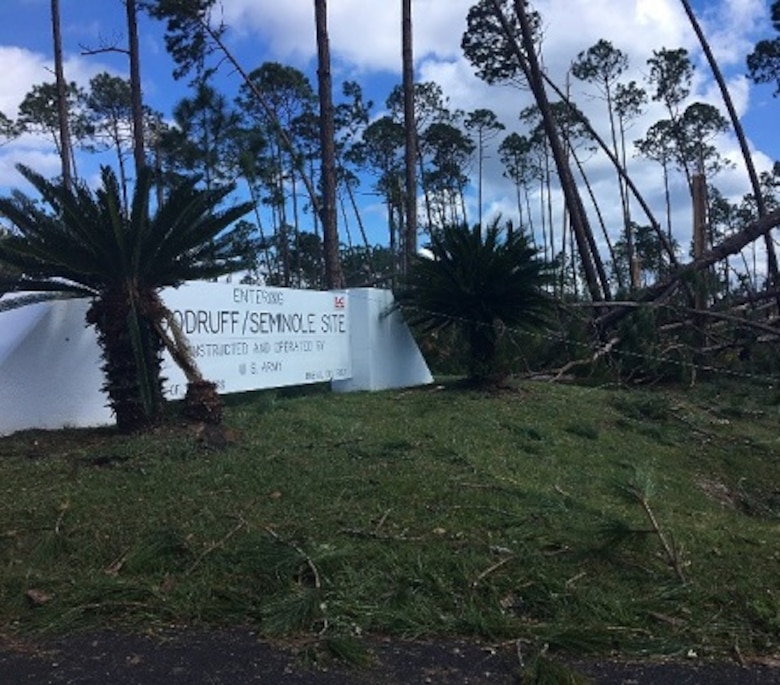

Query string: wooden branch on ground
627 486 687 583
471 556 515 588
186 516 247 576
548 336 621 382
264 526 322 589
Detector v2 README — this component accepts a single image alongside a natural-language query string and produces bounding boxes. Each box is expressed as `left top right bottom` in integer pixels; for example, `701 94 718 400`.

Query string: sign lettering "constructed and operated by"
161 282 351 398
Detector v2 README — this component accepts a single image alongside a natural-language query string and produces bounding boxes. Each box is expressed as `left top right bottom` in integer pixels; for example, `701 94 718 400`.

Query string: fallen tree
596 208 780 331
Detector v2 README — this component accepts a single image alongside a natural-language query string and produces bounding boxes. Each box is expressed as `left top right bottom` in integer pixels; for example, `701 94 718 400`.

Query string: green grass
0 379 778 662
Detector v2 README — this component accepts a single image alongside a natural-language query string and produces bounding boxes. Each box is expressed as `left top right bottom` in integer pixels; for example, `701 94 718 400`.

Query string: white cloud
220 0 475 72
0 46 49 117
0 143 60 188
1 0 775 255
0 45 117 114
693 0 766 66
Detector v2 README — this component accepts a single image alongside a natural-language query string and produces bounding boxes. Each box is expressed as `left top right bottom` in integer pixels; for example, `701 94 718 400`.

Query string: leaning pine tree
0 164 253 433
396 218 553 385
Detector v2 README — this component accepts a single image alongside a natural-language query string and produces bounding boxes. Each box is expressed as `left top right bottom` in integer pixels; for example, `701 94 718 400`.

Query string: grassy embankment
0 378 778 662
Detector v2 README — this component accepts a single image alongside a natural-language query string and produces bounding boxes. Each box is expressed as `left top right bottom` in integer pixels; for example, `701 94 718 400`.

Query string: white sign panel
160 283 350 398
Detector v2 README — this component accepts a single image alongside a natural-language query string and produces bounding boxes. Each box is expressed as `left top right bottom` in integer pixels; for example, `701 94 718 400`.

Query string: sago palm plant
0 164 253 432
396 218 553 384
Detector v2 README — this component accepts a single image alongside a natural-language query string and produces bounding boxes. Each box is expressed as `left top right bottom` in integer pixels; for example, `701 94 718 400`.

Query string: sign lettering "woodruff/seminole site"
161 282 351 398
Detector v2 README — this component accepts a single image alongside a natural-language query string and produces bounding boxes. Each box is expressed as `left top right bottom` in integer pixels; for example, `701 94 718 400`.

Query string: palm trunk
87 289 165 433
156 305 223 424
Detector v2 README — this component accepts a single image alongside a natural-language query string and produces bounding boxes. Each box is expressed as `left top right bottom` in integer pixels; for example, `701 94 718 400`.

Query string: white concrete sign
161 283 351 398
0 287 432 435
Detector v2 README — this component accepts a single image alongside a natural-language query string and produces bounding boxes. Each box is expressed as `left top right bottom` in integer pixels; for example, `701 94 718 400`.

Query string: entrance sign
0 287 432 435
161 283 351 398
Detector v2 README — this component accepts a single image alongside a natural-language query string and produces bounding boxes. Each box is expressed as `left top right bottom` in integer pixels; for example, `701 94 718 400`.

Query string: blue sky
1 0 778 253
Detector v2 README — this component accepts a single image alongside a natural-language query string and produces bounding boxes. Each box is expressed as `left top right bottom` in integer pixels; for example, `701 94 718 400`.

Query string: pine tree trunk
50 0 72 191
126 0 146 174
680 0 780 294
315 0 345 289
495 0 604 301
402 0 417 272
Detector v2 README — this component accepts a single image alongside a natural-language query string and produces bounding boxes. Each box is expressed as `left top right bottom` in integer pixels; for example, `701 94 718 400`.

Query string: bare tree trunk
338 194 353 249
680 0 779 294
539 177 549 264
497 0 604 301
290 168 302 286
402 0 417 273
523 185 535 248
692 173 708 311
476 136 484 226
572 148 623 290
126 0 146 174
116 128 130 212
344 181 371 250
314 0 345 289
605 85 636 288
51 0 71 191
417 150 435 230
544 153 554 275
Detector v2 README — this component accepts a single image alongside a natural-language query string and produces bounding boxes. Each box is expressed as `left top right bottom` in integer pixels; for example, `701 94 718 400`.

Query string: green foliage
461 0 543 87
646 47 693 112
564 422 599 440
159 81 244 190
397 218 553 383
0 110 19 141
141 0 219 82
0 226 20 295
570 39 628 90
605 305 698 384
16 81 93 145
339 244 394 288
0 164 253 295
747 1 780 95
611 223 678 287
611 393 670 422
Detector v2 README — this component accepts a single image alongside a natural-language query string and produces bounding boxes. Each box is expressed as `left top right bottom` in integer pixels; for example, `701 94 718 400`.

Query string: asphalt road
1 629 778 684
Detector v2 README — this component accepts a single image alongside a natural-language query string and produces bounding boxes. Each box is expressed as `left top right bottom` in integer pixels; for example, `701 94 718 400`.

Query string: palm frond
0 162 254 432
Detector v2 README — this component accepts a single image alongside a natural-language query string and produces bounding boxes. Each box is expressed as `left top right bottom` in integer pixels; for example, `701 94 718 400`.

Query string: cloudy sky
0 0 778 256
